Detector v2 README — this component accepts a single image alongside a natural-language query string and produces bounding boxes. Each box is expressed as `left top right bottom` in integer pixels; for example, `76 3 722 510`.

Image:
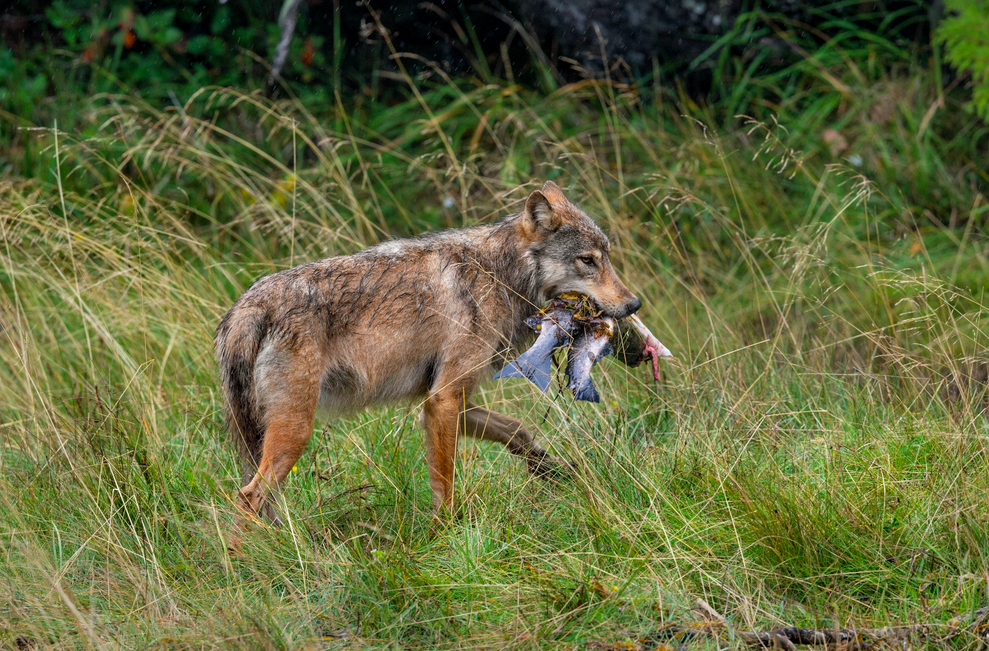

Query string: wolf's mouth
592 298 640 320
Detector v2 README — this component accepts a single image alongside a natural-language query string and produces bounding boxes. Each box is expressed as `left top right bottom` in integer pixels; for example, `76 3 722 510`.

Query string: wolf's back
215 302 271 468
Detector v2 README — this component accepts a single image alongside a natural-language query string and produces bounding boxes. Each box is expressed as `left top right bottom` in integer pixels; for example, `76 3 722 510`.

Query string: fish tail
493 351 554 392
572 381 601 403
492 363 525 381
516 349 554 391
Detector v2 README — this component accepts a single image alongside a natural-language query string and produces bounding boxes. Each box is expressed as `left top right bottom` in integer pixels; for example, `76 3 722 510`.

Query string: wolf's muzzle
616 296 642 319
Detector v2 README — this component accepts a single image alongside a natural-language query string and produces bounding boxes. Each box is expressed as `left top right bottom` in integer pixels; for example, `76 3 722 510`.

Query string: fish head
521 181 641 320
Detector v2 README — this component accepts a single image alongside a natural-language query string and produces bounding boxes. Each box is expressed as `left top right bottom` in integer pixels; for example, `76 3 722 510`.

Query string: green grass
1 52 989 648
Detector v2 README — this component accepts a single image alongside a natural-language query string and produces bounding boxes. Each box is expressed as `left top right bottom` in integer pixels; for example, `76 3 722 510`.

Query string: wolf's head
520 181 641 319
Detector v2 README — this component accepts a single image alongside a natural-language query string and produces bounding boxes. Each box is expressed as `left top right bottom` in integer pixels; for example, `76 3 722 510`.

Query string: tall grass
1 54 989 648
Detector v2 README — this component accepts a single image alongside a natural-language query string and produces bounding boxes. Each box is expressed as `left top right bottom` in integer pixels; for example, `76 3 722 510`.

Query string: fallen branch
737 625 923 650
620 602 989 651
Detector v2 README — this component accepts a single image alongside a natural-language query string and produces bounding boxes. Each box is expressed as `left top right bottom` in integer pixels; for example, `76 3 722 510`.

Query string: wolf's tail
215 304 270 469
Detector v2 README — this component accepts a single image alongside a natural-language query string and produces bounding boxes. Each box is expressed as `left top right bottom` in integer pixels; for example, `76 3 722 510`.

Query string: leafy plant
935 0 989 121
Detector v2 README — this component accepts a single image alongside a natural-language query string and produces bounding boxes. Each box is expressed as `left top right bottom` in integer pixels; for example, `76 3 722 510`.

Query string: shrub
935 0 989 121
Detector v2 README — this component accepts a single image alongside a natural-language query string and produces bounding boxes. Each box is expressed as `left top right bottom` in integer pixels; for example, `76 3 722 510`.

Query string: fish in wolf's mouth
493 293 672 402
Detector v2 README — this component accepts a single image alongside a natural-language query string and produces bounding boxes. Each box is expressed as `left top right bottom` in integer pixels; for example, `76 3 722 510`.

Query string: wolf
215 181 641 520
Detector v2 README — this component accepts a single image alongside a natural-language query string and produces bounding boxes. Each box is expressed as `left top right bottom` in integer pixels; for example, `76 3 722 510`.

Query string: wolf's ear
523 190 561 236
540 180 567 205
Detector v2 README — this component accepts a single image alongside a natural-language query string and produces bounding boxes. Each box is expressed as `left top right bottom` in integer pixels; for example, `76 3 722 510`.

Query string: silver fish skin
565 317 616 403
492 307 575 392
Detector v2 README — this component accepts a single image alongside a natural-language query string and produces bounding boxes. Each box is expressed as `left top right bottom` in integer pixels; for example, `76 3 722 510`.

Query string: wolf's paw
527 453 576 482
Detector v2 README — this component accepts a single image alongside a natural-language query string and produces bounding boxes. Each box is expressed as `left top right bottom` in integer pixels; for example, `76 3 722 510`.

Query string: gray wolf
215 181 641 521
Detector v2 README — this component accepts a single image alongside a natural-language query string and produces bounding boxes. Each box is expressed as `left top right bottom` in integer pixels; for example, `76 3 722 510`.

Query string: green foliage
935 0 989 121
1 2 293 114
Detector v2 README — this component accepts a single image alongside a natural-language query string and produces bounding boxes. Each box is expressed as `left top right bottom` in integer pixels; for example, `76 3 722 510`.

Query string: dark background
1 0 984 236
1 1 942 102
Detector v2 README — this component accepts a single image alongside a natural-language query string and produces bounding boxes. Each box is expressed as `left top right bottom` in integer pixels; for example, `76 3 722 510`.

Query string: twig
627 604 989 650
268 0 305 87
737 625 921 649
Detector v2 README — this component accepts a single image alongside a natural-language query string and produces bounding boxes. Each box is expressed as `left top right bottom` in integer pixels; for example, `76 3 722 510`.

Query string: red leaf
300 38 315 67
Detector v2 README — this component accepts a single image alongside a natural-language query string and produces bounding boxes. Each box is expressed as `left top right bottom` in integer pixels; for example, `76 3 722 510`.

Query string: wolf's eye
578 256 596 266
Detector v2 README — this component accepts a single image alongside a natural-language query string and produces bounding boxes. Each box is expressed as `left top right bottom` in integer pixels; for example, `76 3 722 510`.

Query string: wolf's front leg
461 403 573 479
423 388 464 513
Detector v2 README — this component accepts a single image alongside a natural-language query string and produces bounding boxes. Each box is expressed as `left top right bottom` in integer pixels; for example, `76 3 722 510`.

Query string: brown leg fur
460 403 572 478
240 467 282 524
423 388 463 513
237 367 319 522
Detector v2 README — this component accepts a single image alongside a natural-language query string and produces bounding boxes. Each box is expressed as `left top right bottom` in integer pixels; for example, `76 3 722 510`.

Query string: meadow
2 23 989 649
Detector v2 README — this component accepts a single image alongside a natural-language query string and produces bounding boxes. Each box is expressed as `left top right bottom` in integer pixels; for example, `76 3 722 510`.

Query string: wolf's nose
623 297 642 317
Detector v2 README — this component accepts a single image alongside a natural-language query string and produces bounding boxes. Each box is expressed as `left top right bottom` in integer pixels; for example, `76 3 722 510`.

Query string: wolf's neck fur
463 214 543 343
476 216 541 296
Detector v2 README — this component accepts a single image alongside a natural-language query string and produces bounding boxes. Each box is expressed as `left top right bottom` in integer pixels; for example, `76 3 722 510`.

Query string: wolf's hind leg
237 373 319 522
460 403 572 479
240 467 283 524
238 409 317 519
